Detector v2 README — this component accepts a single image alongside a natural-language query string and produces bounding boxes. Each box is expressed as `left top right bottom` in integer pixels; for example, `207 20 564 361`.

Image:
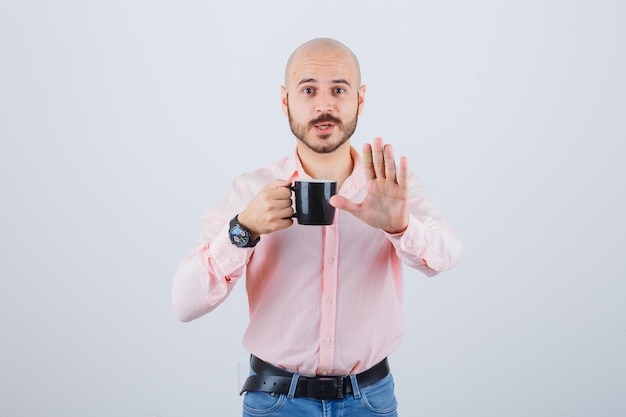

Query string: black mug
289 179 337 225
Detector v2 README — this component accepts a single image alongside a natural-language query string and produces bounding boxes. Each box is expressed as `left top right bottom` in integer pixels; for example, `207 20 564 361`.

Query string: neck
296 142 354 190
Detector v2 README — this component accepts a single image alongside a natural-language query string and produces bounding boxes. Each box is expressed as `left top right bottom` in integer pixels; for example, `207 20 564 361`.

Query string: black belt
240 355 390 399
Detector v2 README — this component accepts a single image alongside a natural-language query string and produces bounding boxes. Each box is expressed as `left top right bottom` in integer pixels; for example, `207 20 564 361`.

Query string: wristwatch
229 215 260 248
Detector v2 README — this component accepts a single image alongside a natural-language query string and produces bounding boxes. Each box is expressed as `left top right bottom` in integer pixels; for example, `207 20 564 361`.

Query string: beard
287 103 359 154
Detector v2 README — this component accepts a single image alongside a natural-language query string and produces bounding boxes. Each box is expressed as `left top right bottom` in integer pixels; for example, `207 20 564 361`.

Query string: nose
314 92 333 113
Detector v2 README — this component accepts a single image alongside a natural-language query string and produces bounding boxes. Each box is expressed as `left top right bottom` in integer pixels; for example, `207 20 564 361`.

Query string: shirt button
405 240 413 248
324 336 331 343
326 297 333 304
327 257 335 264
321 371 328 376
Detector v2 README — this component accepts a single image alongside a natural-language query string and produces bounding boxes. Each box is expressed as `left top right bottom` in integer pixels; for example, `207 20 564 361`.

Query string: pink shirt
172 147 463 377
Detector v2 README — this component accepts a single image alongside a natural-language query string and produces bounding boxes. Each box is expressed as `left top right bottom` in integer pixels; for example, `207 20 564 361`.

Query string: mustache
309 113 342 127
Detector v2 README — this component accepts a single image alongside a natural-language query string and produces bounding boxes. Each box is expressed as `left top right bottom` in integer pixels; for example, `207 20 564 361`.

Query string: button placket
317 222 339 375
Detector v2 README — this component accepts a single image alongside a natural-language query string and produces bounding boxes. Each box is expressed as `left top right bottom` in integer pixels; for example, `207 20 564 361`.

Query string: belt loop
349 374 361 399
287 372 300 399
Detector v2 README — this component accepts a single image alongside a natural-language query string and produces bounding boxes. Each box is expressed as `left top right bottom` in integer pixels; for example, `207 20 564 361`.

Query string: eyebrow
297 78 352 88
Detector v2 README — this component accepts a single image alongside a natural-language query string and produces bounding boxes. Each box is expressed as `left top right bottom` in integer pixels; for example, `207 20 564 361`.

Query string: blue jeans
242 372 398 416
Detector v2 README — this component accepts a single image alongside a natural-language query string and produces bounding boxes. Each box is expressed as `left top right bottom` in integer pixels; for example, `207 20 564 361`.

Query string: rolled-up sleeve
385 174 463 277
171 178 255 322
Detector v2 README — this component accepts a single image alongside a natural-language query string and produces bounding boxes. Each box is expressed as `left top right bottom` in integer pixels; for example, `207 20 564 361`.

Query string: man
172 38 463 416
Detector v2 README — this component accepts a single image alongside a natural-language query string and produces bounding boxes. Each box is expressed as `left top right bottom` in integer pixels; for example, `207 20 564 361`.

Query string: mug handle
288 184 297 219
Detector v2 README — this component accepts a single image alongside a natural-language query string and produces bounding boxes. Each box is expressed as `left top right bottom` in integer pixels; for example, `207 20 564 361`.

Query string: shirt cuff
385 215 425 249
209 223 255 278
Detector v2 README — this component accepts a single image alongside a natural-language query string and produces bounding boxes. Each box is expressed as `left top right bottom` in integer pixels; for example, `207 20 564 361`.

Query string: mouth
314 123 335 133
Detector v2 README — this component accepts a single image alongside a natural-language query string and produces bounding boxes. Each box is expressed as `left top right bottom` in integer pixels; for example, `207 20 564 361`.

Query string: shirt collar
285 146 366 195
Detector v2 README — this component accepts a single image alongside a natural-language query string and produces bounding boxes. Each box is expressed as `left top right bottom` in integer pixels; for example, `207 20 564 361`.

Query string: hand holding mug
238 179 295 237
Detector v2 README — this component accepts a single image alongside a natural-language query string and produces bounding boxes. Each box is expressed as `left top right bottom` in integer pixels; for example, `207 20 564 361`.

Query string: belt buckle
309 376 345 399
335 377 345 399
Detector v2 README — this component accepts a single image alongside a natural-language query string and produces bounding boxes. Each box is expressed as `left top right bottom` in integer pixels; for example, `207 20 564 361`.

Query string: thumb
269 178 292 189
270 170 299 189
330 195 360 216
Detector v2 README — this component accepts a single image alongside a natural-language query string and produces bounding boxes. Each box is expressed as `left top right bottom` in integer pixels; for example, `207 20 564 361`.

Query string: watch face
230 225 250 247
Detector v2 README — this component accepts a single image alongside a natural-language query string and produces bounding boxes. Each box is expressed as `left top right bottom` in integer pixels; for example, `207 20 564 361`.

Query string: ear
357 85 366 115
281 86 289 116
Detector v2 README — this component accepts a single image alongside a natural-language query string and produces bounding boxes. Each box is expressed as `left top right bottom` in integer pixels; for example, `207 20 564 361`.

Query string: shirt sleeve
385 173 463 277
171 178 255 322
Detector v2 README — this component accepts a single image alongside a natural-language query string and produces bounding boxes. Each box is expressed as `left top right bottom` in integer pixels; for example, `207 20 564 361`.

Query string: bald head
284 38 361 88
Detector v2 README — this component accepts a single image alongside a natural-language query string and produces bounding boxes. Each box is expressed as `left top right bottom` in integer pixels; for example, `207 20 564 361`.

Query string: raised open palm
330 137 410 234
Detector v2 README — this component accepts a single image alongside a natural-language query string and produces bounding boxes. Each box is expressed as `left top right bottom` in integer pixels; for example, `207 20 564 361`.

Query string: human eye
333 87 346 94
302 87 315 95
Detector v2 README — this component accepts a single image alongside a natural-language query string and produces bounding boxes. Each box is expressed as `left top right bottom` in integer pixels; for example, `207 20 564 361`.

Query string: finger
362 142 375 181
267 184 293 202
372 137 385 179
397 156 409 190
383 144 396 182
275 206 295 220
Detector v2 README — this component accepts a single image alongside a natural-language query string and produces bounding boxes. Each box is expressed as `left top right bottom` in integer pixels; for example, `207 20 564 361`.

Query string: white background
1 1 624 416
